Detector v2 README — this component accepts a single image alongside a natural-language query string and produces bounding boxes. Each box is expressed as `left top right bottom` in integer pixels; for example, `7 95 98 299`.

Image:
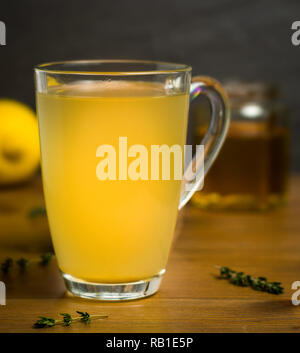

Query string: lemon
0 99 40 185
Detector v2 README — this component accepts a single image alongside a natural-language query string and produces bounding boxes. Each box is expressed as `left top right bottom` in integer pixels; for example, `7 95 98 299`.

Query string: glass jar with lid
191 80 289 211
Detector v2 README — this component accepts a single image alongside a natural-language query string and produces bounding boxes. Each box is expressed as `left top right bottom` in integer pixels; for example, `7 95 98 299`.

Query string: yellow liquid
37 81 189 283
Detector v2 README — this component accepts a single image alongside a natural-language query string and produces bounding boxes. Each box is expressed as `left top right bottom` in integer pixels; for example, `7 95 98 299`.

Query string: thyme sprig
76 311 92 325
16 258 29 271
33 311 108 328
216 266 284 294
39 252 54 266
34 316 56 328
1 258 13 274
28 206 47 218
0 252 54 274
60 313 73 326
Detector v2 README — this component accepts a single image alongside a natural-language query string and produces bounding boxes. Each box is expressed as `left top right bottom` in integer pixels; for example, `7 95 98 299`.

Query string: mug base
62 270 164 301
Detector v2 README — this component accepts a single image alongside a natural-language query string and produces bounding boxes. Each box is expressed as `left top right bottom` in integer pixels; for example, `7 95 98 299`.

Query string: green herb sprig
33 311 108 329
0 252 54 274
39 252 53 266
28 206 47 218
16 258 29 271
1 258 13 274
216 266 284 294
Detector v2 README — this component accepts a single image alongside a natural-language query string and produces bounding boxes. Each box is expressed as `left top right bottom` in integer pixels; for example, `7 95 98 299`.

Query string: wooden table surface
0 175 300 333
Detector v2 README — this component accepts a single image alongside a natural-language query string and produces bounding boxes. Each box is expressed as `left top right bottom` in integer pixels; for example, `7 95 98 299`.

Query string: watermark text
291 21 300 46
0 21 6 46
96 137 204 191
0 281 5 305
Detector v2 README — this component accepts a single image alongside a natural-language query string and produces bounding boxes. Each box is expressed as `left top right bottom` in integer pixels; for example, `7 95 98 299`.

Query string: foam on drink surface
48 81 169 98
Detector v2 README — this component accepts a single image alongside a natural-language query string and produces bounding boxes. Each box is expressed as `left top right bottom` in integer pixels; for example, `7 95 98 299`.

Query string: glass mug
34 60 230 300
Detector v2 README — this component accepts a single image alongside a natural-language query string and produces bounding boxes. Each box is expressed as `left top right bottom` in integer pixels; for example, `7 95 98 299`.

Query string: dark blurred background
1 0 300 170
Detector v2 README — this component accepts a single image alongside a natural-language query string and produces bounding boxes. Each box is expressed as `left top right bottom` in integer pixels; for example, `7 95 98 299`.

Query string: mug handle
179 76 230 209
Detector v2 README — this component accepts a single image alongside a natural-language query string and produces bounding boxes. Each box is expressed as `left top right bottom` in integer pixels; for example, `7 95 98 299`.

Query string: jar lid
223 80 279 101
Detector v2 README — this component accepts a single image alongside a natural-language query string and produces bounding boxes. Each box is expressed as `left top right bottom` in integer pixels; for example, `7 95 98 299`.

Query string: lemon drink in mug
35 60 229 300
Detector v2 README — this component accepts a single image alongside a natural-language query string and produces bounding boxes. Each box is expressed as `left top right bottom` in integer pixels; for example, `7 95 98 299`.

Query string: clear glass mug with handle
34 60 230 300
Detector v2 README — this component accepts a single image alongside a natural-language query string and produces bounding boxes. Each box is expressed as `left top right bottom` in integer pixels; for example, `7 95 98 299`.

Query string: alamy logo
291 281 300 305
96 137 204 191
291 21 300 46
0 281 5 305
0 21 6 46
